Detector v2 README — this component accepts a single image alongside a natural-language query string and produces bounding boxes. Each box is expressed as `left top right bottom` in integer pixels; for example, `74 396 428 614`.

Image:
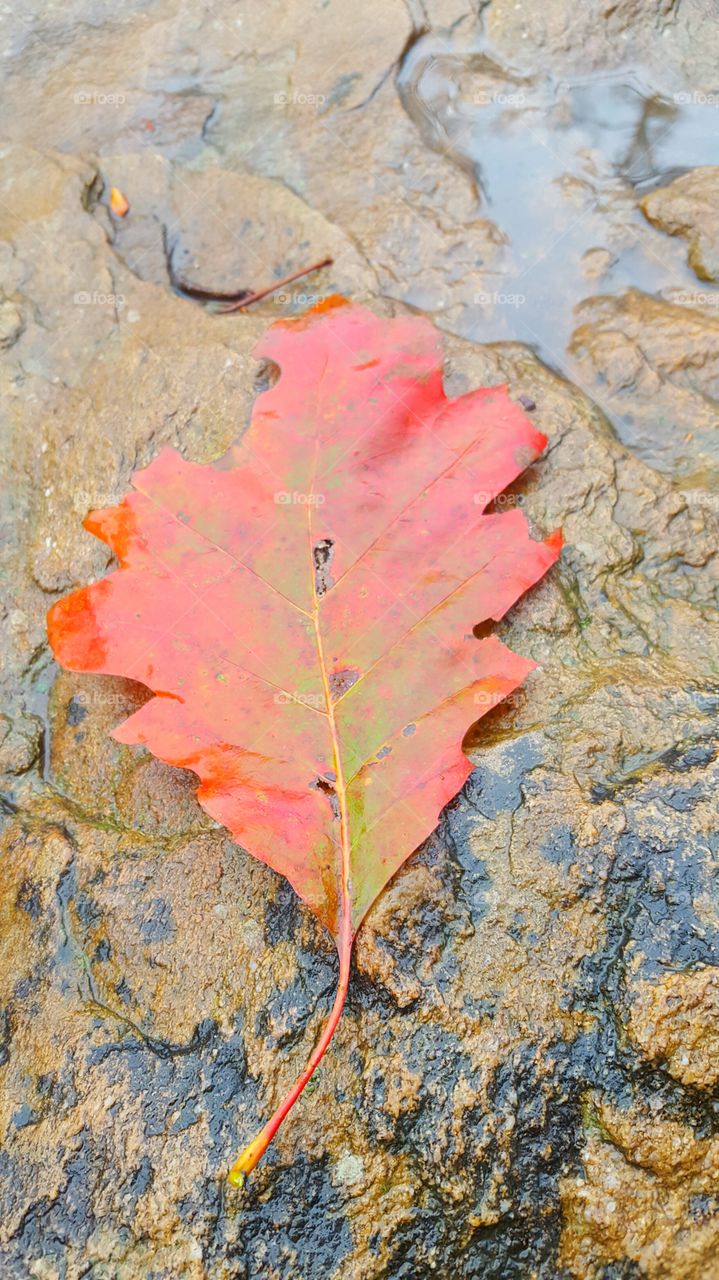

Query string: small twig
217 257 333 313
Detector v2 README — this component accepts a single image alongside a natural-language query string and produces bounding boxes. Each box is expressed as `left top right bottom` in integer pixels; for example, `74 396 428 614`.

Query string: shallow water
399 38 719 360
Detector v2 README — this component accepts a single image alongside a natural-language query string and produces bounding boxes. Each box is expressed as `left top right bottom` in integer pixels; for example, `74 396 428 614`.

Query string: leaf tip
547 527 564 556
227 1128 272 1187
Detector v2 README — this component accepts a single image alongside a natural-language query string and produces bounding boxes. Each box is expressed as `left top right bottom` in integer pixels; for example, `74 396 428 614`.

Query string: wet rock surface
569 288 719 486
1 1 719 1277
641 167 719 284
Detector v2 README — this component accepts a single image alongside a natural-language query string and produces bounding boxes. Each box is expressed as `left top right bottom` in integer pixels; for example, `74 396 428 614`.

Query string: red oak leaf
47 298 561 1182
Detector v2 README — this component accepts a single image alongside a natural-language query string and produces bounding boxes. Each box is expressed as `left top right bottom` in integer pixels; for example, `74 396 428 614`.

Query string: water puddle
399 40 719 347
398 34 719 483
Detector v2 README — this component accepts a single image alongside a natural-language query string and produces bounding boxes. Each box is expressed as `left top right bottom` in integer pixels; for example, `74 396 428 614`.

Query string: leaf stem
227 926 351 1186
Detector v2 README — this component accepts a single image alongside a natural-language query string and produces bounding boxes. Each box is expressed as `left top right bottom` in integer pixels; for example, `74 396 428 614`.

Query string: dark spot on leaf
518 394 536 412
329 667 359 699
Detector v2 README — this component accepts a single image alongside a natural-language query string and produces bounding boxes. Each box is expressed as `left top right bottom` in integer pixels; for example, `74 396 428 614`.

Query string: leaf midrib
306 361 354 944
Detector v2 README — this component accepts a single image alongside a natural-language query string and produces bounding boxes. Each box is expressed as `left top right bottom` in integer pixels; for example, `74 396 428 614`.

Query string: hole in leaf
313 539 335 597
310 774 340 820
254 359 280 395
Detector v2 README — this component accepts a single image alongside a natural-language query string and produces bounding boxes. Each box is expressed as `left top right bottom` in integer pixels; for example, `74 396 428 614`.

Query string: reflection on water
398 41 719 355
398 36 719 486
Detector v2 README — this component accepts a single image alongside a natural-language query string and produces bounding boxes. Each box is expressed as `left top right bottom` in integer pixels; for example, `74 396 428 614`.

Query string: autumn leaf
109 185 130 218
47 298 561 1184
